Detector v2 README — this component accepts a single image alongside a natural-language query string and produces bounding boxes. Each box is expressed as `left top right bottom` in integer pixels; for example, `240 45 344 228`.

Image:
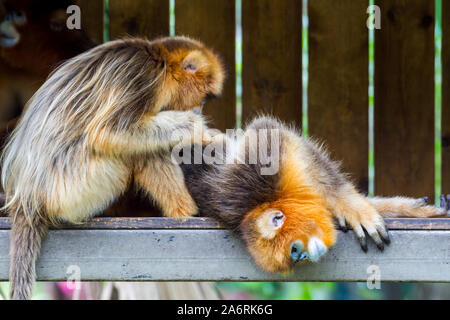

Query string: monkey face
0 4 26 48
240 191 337 273
236 133 337 274
160 37 225 112
0 0 91 75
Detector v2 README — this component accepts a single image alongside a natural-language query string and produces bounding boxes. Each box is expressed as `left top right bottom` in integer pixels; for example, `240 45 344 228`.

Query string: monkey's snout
290 237 328 264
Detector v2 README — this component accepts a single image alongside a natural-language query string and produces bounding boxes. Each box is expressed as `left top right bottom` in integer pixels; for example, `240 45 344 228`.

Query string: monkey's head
237 118 337 273
155 36 225 112
240 191 336 273
0 0 94 74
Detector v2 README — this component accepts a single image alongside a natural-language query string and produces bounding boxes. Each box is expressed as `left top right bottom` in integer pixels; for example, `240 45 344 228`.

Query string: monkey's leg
367 196 447 218
134 155 198 218
47 158 131 223
9 158 130 300
296 138 390 251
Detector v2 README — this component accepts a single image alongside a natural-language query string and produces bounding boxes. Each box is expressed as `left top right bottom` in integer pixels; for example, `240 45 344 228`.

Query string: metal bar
0 229 448 282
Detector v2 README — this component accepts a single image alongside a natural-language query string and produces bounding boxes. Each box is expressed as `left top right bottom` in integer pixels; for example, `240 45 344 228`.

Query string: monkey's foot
439 195 450 214
163 196 199 218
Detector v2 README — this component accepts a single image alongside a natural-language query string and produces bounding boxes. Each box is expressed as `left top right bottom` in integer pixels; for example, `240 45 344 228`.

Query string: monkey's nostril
290 240 308 263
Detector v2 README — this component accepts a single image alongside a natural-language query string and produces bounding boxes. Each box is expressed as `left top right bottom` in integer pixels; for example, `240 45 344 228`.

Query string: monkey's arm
296 137 391 251
88 110 209 156
134 153 198 218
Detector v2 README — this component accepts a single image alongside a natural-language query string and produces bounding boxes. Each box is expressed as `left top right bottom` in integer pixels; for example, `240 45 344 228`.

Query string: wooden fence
79 0 449 199
2 0 448 281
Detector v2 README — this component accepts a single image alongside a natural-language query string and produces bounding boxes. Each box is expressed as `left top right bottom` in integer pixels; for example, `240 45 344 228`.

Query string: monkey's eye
12 11 26 26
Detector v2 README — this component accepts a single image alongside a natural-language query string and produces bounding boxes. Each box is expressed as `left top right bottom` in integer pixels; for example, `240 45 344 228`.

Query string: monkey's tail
9 212 48 300
367 196 448 218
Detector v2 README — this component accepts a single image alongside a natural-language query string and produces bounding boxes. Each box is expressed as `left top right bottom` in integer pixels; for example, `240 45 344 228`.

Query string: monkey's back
181 116 347 231
1 38 165 221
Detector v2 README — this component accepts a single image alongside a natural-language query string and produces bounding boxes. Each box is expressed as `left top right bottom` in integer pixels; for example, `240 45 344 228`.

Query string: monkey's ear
181 50 208 74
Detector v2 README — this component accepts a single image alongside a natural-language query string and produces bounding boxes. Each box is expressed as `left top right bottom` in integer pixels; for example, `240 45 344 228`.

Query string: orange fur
241 150 336 273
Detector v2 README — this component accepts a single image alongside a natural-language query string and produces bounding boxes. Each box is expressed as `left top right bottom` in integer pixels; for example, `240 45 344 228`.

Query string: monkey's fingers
420 196 429 204
334 214 348 232
348 216 390 252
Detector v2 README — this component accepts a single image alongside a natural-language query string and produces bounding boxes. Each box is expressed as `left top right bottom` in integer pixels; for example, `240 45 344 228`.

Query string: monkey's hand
332 192 390 252
168 110 211 147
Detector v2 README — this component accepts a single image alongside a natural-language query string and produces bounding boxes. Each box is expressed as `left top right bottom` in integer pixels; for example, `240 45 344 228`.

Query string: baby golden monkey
181 116 447 273
1 36 224 299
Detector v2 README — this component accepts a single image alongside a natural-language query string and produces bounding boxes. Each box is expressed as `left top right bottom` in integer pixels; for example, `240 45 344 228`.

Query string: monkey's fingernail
440 195 446 208
368 229 384 251
358 237 368 252
383 233 391 245
336 216 347 232
377 227 390 245
376 242 384 251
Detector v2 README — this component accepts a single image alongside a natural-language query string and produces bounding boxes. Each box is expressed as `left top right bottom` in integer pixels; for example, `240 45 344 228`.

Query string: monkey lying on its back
181 116 447 273
2 36 224 299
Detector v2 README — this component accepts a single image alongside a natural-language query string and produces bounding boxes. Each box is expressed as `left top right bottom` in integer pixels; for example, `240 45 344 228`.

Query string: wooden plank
0 230 447 281
442 0 450 194
374 0 435 199
383 218 450 230
78 0 104 44
0 217 448 230
242 0 302 126
109 0 169 40
175 0 236 131
308 1 369 193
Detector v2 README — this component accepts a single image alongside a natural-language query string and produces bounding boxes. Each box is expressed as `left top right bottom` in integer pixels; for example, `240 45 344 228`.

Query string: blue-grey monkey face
0 10 27 48
290 237 328 264
290 240 309 263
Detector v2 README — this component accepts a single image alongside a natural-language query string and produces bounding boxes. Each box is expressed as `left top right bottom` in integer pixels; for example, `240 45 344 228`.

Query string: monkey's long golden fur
1 36 224 299
182 116 448 273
